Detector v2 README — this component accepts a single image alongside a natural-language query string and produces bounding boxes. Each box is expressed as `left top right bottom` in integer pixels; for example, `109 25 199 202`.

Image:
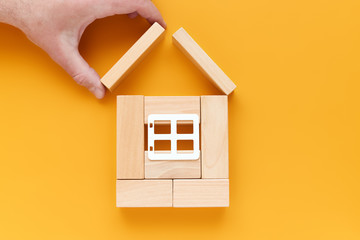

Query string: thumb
50 44 106 99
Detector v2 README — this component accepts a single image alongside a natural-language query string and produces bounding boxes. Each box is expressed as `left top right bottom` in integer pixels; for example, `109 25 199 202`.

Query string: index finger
134 0 166 28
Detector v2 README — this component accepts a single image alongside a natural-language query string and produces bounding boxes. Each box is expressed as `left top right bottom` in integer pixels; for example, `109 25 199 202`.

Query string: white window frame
147 114 200 160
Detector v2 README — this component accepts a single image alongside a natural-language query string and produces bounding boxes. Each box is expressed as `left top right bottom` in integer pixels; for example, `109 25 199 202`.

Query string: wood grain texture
117 96 144 179
173 179 229 207
116 180 172 207
172 28 236 95
101 22 165 91
145 151 201 179
201 96 229 178
144 96 200 124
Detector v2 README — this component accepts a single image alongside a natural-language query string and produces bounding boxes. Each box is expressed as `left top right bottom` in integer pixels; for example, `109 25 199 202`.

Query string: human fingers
51 44 106 99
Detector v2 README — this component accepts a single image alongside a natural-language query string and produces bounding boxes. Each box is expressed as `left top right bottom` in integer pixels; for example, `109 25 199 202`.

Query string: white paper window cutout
148 114 200 160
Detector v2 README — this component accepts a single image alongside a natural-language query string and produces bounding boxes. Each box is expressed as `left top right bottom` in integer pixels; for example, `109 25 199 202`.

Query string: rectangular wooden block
145 151 201 179
117 96 144 179
144 96 200 124
172 28 236 95
173 179 229 207
116 180 172 207
101 22 165 91
201 96 229 178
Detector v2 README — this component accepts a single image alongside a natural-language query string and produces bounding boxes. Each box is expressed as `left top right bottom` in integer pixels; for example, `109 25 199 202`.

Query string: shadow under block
117 96 144 179
201 96 229 178
116 180 172 207
172 28 236 95
145 151 201 179
173 179 229 207
144 96 200 124
101 22 165 91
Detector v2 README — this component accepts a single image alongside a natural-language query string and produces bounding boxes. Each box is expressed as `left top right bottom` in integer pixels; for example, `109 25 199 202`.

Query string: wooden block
144 96 200 124
172 28 236 95
101 22 165 91
145 151 201 179
173 179 229 207
117 96 144 179
201 96 229 178
116 180 172 207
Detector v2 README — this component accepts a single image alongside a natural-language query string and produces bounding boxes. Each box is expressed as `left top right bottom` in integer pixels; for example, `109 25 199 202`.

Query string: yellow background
1 0 360 239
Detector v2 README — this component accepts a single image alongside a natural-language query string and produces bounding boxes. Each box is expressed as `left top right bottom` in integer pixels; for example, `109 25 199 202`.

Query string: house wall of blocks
116 95 229 207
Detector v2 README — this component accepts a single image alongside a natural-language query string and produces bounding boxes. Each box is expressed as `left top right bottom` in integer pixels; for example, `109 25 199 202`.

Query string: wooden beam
101 22 165 91
201 96 229 178
117 96 144 179
116 180 172 207
173 179 229 207
172 28 236 95
145 151 200 179
144 96 200 124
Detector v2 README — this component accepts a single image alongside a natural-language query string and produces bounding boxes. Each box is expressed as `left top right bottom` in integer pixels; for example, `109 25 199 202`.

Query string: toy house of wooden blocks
101 23 236 207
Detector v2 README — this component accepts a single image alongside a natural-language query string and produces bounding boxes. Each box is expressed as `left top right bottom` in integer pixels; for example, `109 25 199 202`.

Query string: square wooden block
145 151 200 179
144 96 200 124
173 179 229 207
116 180 172 207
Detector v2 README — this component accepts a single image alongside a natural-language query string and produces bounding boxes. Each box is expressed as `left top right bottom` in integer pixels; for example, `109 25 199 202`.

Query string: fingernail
94 87 105 99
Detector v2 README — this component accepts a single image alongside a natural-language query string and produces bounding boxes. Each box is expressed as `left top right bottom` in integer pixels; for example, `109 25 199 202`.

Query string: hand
0 0 166 99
